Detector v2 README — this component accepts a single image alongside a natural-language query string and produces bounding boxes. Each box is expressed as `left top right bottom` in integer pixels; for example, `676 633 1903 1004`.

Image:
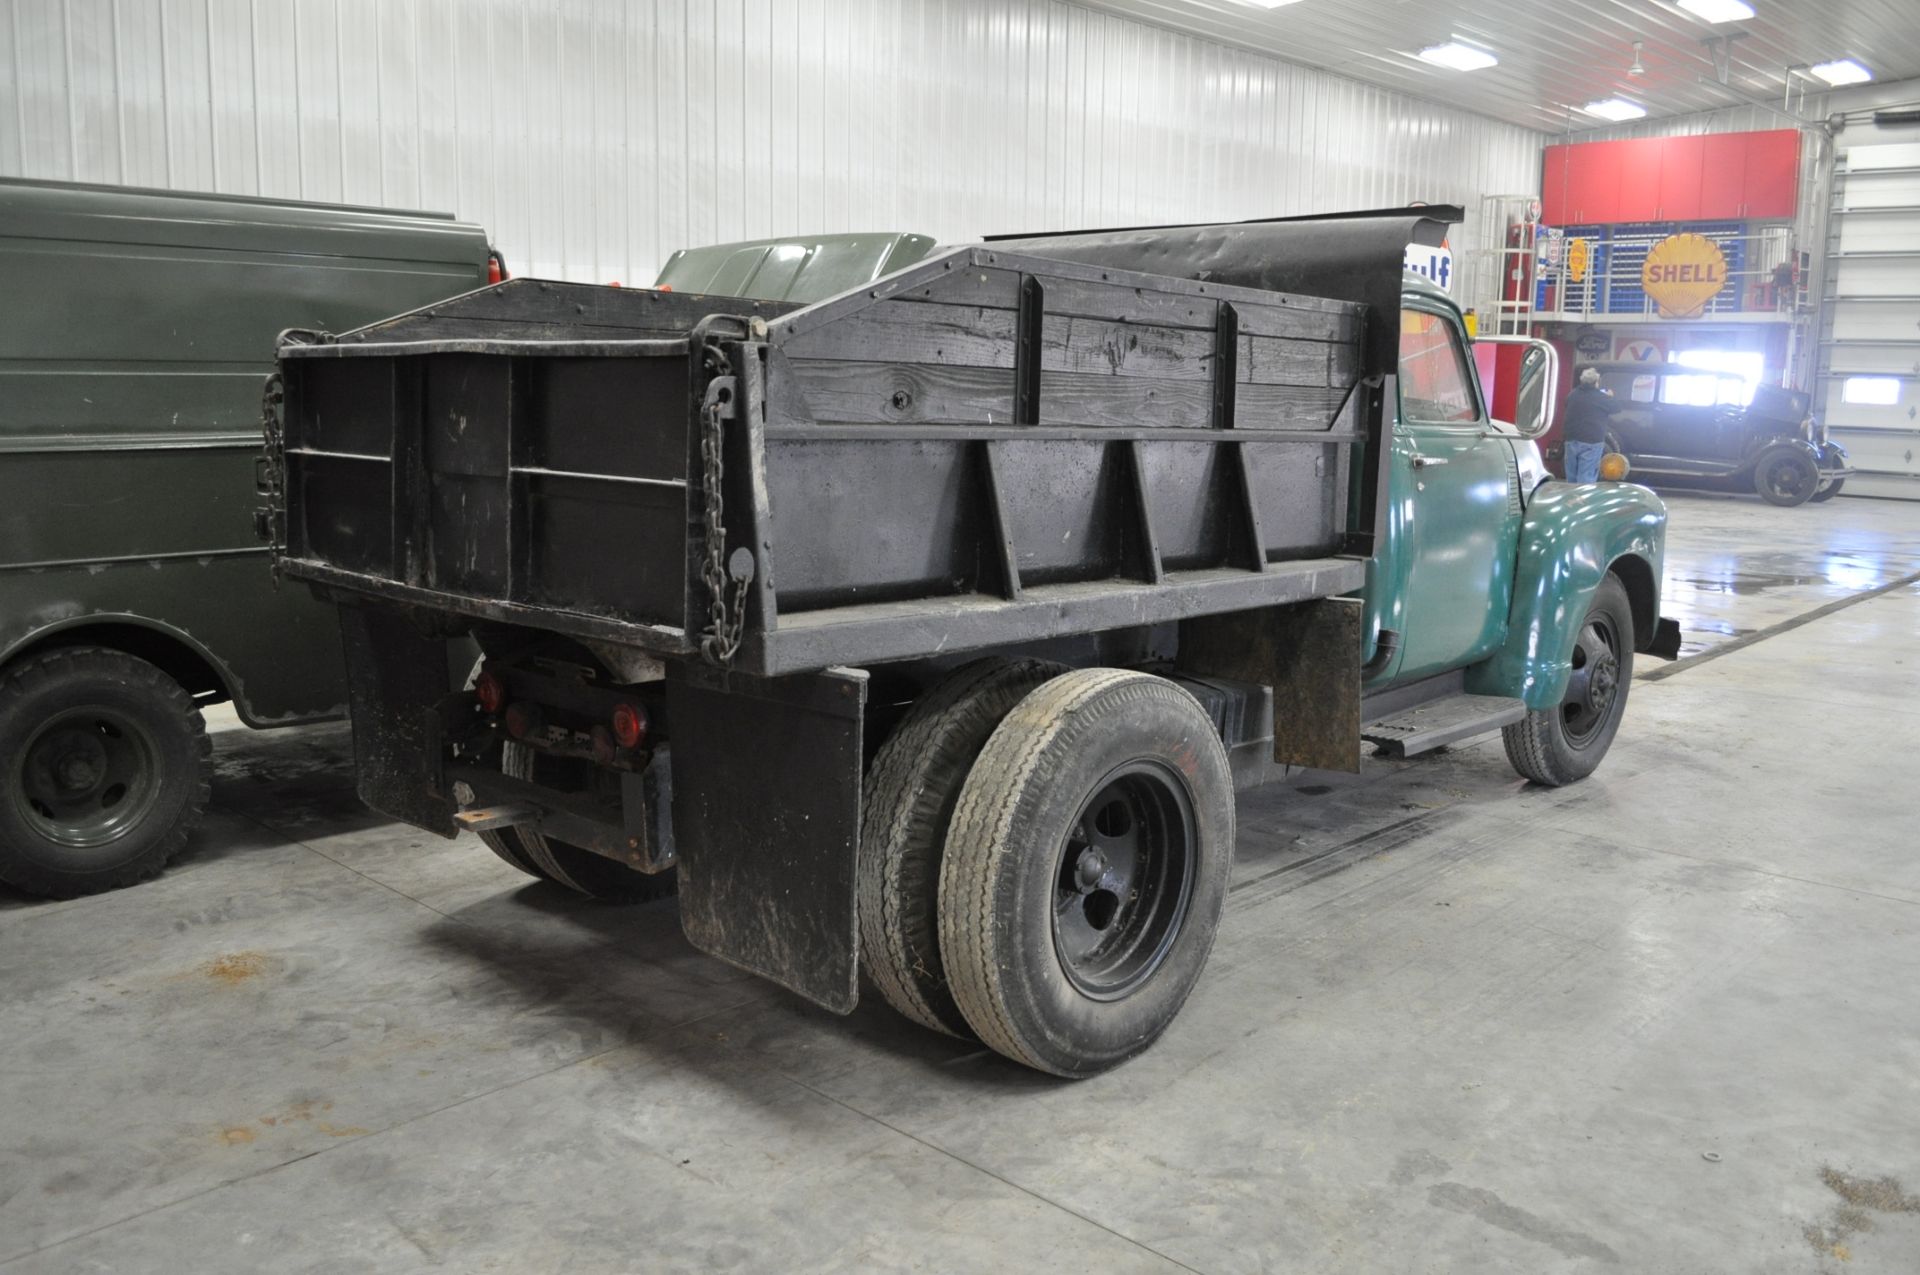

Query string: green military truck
0 179 497 898
260 206 1680 1076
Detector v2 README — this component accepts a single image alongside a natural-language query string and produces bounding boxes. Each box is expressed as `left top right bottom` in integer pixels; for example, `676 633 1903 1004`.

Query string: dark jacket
1564 384 1625 445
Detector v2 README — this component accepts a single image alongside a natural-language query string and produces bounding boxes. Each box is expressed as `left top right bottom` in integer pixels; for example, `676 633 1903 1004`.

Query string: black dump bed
266 210 1456 677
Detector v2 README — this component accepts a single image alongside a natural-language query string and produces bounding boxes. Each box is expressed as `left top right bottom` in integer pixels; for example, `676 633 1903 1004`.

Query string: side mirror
1473 336 1560 439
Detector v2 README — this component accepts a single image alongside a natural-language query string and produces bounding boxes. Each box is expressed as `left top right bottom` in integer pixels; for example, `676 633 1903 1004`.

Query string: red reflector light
657 283 673 292
486 249 508 285
611 701 647 750
475 670 506 714
504 702 542 740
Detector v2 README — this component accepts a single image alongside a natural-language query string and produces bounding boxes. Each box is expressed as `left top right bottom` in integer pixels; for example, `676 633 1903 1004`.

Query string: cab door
1387 305 1524 682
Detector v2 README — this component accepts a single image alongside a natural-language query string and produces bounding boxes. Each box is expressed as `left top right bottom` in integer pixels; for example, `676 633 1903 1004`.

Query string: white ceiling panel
1073 0 1920 130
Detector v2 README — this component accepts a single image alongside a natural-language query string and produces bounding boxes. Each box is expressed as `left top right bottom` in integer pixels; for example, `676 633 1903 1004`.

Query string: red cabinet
1742 130 1800 219
1542 146 1570 224
1698 133 1748 219
1541 130 1800 225
1615 138 1664 222
1657 135 1705 221
1563 142 1621 224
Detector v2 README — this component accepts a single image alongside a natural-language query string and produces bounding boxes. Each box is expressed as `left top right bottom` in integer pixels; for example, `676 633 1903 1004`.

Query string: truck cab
1360 272 1677 774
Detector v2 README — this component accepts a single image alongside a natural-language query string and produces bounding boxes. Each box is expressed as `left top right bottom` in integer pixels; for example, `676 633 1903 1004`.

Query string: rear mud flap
665 664 867 1013
336 603 457 836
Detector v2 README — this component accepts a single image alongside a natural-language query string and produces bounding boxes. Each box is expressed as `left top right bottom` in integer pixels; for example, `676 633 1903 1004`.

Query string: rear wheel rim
14 706 163 848
1560 616 1622 746
1051 762 1197 1001
1766 458 1813 502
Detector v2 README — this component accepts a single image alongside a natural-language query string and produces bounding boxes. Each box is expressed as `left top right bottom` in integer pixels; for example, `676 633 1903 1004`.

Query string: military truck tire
859 657 1065 1038
938 669 1234 1077
1502 575 1635 787
1808 479 1844 503
0 647 211 898
479 742 677 904
1754 448 1819 507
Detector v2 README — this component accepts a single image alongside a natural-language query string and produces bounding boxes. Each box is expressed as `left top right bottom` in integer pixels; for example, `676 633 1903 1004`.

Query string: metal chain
254 372 288 579
698 337 751 665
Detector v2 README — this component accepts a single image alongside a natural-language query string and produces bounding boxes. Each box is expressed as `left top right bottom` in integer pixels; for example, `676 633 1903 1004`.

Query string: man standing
1562 366 1624 483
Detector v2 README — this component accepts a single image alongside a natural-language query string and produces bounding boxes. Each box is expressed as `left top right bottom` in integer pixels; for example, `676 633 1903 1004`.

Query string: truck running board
1361 693 1527 758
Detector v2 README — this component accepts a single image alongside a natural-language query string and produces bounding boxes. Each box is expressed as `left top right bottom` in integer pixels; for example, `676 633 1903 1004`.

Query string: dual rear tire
859 661 1234 1077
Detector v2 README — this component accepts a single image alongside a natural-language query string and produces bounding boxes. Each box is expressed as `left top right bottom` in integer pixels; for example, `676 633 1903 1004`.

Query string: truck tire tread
859 657 1064 1037
939 669 1233 1076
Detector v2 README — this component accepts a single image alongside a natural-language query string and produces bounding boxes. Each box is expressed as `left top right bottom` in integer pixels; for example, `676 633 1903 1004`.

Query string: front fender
1465 481 1668 710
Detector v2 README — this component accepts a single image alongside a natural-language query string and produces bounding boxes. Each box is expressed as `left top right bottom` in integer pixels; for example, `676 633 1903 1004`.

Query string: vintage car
1589 362 1851 506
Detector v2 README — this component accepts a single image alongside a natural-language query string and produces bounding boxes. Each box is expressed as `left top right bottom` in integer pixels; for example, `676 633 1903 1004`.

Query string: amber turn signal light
1599 452 1631 482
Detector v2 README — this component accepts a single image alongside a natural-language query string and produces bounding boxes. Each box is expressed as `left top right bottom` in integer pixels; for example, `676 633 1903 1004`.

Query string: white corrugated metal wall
0 0 1542 283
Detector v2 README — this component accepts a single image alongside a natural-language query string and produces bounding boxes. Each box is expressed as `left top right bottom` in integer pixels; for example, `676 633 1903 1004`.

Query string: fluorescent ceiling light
1583 97 1648 121
1810 58 1873 85
1417 41 1499 72
1241 0 1304 7
1677 0 1755 23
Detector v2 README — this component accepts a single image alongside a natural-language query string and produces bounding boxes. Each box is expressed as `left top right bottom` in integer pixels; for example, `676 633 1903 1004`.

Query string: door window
1399 309 1480 424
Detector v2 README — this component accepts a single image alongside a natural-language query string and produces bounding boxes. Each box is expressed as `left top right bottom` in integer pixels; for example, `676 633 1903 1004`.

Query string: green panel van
0 179 496 897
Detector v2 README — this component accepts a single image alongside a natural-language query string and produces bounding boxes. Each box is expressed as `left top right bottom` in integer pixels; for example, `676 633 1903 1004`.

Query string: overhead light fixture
1583 97 1648 121
1810 58 1873 85
1416 40 1499 72
1628 41 1647 76
1241 0 1304 7
1677 0 1755 23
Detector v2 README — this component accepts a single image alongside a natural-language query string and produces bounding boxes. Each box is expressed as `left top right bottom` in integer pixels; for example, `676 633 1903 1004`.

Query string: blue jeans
1564 440 1604 483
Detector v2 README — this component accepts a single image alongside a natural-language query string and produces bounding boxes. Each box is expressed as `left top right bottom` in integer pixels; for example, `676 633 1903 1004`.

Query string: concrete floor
4 489 1919 1274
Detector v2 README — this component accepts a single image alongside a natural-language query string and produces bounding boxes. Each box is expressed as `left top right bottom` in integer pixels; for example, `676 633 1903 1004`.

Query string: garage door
1818 137 1920 500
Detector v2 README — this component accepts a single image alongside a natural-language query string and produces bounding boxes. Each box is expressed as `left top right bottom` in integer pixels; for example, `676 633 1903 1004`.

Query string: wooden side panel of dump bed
734 246 1372 673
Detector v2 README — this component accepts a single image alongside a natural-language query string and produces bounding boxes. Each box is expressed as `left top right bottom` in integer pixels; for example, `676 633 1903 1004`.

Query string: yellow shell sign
1642 232 1728 319
1567 236 1591 284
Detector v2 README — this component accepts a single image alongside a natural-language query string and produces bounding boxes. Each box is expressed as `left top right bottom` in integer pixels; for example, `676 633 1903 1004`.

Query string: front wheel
937 669 1234 1077
0 647 212 898
1503 575 1635 787
1808 478 1845 504
1754 448 1820 507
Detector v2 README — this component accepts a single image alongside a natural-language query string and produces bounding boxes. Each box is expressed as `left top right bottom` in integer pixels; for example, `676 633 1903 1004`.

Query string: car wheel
859 657 1065 1038
1754 448 1820 507
0 647 212 898
937 669 1234 1077
1808 478 1844 504
1503 575 1634 787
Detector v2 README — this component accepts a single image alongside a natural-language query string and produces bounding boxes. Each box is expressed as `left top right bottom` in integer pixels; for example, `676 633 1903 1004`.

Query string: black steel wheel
1051 762 1197 1001
1754 449 1820 507
1503 574 1635 787
0 647 211 898
859 657 1064 1037
1808 478 1845 504
477 742 677 904
938 669 1234 1077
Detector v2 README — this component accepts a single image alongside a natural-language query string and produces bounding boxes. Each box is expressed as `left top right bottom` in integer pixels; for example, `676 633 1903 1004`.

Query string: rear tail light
486 249 509 286
611 701 647 750
475 669 506 714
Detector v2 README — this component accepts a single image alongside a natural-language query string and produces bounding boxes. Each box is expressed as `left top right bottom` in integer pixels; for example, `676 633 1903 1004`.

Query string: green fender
1465 481 1669 710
